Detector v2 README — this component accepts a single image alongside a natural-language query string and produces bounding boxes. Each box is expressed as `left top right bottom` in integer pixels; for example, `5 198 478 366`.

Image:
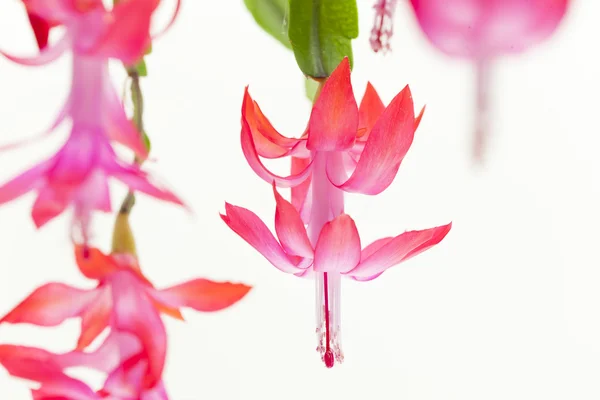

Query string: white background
0 0 599 399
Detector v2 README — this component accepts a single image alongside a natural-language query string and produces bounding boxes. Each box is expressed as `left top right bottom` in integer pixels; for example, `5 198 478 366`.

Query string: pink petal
313 214 361 273
31 185 73 228
242 88 298 158
86 0 156 65
329 85 415 195
0 35 69 66
0 283 100 326
273 184 314 258
221 203 305 274
241 117 313 188
152 279 252 312
291 156 312 223
75 245 119 280
357 82 385 139
112 164 184 206
77 287 111 350
0 161 49 204
306 58 358 151
347 223 452 280
104 79 149 158
102 353 146 398
110 273 166 389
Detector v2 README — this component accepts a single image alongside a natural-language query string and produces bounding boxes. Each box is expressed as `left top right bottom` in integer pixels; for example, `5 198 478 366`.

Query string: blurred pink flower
224 58 451 368
0 333 170 399
0 0 183 239
408 0 569 162
0 246 251 388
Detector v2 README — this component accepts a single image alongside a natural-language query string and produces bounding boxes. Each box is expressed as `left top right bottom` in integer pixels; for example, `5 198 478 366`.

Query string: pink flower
0 333 170 399
408 0 569 162
224 58 451 368
0 246 252 388
0 0 183 239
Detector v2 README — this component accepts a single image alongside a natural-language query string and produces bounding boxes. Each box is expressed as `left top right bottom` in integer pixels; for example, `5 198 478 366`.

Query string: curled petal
0 35 69 66
242 88 298 158
221 203 306 274
152 279 251 312
1 283 100 326
27 12 51 50
307 58 358 151
31 185 73 228
151 0 182 40
313 214 361 273
347 223 452 280
241 117 312 188
328 85 415 195
357 82 385 139
273 184 313 258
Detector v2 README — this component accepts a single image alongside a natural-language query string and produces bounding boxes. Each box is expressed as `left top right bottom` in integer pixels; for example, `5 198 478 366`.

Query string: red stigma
324 350 335 368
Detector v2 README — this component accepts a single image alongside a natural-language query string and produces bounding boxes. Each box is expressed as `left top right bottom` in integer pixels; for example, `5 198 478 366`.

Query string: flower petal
0 283 100 326
241 117 312 188
357 82 385 139
347 223 452 279
31 185 73 228
0 160 49 204
75 246 118 280
86 0 156 65
0 35 69 66
27 12 51 50
111 273 166 388
152 279 251 312
329 85 415 195
104 79 149 158
306 58 358 151
242 88 298 158
313 214 361 273
273 184 314 258
291 156 312 223
77 287 111 350
221 203 305 274
112 164 184 206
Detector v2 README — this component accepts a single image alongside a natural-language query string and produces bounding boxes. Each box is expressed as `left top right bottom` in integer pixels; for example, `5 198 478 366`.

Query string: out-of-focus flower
0 246 252 387
224 58 451 368
408 0 569 162
0 0 183 240
0 332 169 399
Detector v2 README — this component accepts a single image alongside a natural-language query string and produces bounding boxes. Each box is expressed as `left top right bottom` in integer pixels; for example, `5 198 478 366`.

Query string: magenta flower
0 333 170 399
0 0 182 240
408 0 569 162
223 58 451 368
0 246 251 388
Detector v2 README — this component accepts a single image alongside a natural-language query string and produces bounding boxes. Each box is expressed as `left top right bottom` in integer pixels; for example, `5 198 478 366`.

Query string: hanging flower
0 246 252 387
408 0 569 162
0 332 170 399
224 58 451 368
0 0 182 240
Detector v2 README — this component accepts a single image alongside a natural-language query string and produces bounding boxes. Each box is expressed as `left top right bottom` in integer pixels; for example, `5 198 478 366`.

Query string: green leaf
244 0 292 49
304 78 319 102
288 0 358 78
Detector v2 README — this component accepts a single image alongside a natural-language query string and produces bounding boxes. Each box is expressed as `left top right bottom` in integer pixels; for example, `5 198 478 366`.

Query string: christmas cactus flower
408 0 569 162
223 58 451 368
0 0 183 240
0 246 251 388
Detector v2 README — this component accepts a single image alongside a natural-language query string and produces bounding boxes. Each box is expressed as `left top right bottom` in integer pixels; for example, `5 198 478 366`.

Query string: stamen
370 0 399 53
315 272 343 368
